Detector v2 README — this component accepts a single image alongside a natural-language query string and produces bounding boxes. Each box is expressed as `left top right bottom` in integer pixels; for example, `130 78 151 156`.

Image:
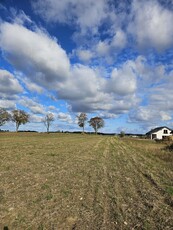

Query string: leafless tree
88 117 104 134
11 110 29 132
77 113 87 133
42 113 54 133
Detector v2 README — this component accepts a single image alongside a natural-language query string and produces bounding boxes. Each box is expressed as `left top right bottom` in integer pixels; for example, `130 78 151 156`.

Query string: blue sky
0 0 173 133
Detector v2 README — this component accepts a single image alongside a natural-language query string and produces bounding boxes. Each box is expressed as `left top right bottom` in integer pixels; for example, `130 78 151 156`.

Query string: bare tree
88 117 104 134
77 113 87 133
0 108 11 127
42 113 54 133
11 110 29 132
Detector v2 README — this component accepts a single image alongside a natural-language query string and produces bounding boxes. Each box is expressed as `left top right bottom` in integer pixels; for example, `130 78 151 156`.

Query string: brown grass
0 133 173 229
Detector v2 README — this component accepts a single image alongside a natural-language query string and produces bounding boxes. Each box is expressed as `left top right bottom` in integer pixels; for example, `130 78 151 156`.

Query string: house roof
146 126 172 135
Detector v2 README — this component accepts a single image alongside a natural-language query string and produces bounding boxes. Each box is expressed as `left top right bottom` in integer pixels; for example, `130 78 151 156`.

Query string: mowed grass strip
0 133 173 229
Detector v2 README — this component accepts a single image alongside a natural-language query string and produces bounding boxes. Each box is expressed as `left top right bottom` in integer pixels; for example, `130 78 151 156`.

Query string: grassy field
0 133 173 230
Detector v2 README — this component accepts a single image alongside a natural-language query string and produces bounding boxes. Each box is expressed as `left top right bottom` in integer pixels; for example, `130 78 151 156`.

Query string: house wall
151 128 172 139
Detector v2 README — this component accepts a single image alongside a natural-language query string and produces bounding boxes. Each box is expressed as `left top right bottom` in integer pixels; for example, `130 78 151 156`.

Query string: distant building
146 126 172 140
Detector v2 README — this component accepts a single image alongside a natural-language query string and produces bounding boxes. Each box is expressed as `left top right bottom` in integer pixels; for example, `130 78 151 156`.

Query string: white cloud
0 22 70 88
96 40 110 57
0 69 23 97
58 64 105 101
23 79 44 94
32 0 173 53
19 97 45 114
160 112 172 121
32 0 109 35
2 19 170 120
95 29 126 62
128 0 173 51
30 114 43 123
149 88 173 111
0 99 16 110
130 106 172 124
48 105 57 111
11 9 32 25
57 112 73 123
135 57 166 91
77 49 94 62
129 68 173 125
105 62 136 95
109 94 139 114
111 29 127 50
99 112 118 119
0 19 140 115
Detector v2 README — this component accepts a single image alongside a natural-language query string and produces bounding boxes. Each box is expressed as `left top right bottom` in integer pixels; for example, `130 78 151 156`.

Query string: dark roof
146 126 172 135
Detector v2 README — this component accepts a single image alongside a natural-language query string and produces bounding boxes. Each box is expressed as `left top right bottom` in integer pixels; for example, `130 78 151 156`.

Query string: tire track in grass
90 137 128 229
74 136 117 229
124 140 173 209
60 136 107 230
109 137 173 229
75 137 109 229
101 138 111 229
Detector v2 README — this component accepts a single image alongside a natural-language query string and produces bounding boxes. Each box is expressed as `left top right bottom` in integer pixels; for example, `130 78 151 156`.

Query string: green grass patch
166 186 173 196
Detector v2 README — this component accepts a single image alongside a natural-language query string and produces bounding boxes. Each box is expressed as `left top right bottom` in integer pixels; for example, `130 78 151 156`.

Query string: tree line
0 108 104 134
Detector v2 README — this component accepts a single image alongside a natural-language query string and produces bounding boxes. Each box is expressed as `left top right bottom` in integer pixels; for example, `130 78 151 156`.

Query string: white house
146 126 172 140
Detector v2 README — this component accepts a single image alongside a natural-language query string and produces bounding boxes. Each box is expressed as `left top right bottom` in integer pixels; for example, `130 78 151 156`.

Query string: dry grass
0 133 173 229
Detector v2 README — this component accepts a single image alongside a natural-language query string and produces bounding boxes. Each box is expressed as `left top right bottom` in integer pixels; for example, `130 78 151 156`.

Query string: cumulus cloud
57 112 73 123
32 0 109 35
1 17 170 121
32 0 173 54
0 69 23 98
56 63 138 114
1 0 172 134
129 107 172 124
127 56 166 91
58 64 105 100
96 40 110 57
129 68 173 125
76 49 94 62
149 87 173 111
48 105 57 111
128 0 173 51
23 79 44 94
19 97 45 114
99 112 118 119
29 114 43 123
111 29 127 50
0 19 141 115
105 61 136 95
95 29 127 61
0 99 16 110
0 22 70 88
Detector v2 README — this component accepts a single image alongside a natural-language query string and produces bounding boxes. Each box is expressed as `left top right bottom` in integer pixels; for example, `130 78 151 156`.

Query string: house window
163 129 168 134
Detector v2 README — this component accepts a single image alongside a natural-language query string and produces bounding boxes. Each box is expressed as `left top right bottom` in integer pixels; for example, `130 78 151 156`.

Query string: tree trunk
16 122 19 132
47 124 49 133
95 124 98 135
